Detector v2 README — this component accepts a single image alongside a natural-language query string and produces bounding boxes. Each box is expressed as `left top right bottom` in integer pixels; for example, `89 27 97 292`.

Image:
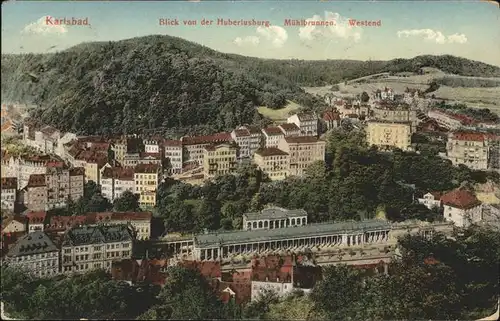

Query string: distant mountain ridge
1 35 498 135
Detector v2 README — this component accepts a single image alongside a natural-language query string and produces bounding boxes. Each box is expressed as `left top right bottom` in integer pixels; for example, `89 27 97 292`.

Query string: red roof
102 167 135 180
179 260 222 279
323 111 341 121
163 139 182 147
47 215 87 230
26 211 47 224
279 123 300 132
181 132 232 146
262 126 283 136
440 188 481 210
1 177 17 190
27 174 46 188
134 163 160 173
111 212 152 221
214 280 252 305
233 128 251 137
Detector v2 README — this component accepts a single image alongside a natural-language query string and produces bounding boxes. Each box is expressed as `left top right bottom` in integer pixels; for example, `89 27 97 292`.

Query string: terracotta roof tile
26 211 47 224
441 188 481 210
181 132 232 146
163 139 182 147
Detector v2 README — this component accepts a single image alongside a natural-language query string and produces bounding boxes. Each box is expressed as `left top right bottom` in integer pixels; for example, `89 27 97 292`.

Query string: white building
163 140 183 174
2 154 53 189
278 123 301 137
231 126 264 159
427 109 476 130
1 177 17 210
417 192 442 210
107 212 152 240
441 189 483 228
287 113 318 136
251 279 294 301
26 211 47 233
446 132 497 171
100 167 135 201
262 127 284 148
61 224 133 274
143 138 162 154
243 207 308 230
5 231 60 278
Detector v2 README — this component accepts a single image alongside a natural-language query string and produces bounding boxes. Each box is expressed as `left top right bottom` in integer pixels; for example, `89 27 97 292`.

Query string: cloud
233 36 260 47
397 29 467 44
298 12 362 42
22 16 68 35
256 26 288 48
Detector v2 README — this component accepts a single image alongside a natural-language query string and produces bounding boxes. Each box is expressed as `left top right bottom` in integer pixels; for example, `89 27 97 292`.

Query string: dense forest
2 225 498 320
2 35 500 136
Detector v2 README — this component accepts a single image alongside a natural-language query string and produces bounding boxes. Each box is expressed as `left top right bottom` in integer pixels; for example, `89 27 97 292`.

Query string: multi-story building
287 113 318 136
427 109 477 130
371 106 417 133
253 148 290 181
22 174 48 212
134 164 161 209
69 167 85 201
87 212 152 240
1 177 17 210
441 188 482 228
23 120 61 154
278 123 301 137
417 192 442 210
321 110 341 131
1 215 27 234
4 231 59 278
277 136 326 177
61 224 133 274
111 136 127 162
366 120 412 151
231 126 262 160
45 165 70 209
243 207 308 230
181 132 233 165
203 143 239 178
2 154 56 189
163 140 183 174
101 166 135 201
26 211 46 233
262 127 284 148
143 137 163 154
446 132 498 171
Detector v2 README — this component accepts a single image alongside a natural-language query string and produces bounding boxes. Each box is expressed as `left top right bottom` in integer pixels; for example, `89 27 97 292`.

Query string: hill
2 35 499 135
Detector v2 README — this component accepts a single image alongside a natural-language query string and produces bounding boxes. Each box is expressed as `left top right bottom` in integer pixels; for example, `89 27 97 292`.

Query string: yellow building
134 163 161 209
203 143 239 178
366 120 412 151
278 136 326 177
253 148 290 181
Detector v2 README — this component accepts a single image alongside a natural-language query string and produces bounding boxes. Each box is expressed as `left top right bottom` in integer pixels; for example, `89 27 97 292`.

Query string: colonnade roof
243 207 307 221
195 219 391 248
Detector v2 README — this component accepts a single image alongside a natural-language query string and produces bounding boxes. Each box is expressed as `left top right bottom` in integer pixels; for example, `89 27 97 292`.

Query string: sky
1 0 499 66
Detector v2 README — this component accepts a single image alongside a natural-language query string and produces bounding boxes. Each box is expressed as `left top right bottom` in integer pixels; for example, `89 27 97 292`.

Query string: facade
45 165 71 209
2 154 53 189
441 189 483 228
23 174 48 212
262 127 285 148
26 211 46 233
181 133 233 165
143 138 163 154
322 111 341 131
371 107 417 132
427 109 476 130
278 123 301 137
101 167 135 201
5 231 59 278
277 136 326 177
69 167 85 202
417 192 442 210
231 127 252 159
111 137 127 162
61 225 133 274
366 120 412 151
1 177 17 210
203 143 239 178
242 207 308 230
253 148 290 181
287 113 318 136
446 132 496 171
1 216 27 234
164 140 183 174
134 164 161 209
251 280 293 301
87 211 152 240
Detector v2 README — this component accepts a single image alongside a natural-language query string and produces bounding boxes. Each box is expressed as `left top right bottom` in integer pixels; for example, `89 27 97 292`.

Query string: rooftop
7 231 58 257
1 177 17 190
284 136 324 144
194 219 390 248
62 224 133 247
243 207 307 221
181 132 232 146
262 127 284 136
294 113 317 122
27 174 46 188
134 163 160 173
255 148 289 157
441 188 482 210
278 123 300 132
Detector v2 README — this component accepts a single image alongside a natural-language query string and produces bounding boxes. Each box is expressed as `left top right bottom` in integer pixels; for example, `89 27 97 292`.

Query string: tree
113 190 141 212
361 91 370 102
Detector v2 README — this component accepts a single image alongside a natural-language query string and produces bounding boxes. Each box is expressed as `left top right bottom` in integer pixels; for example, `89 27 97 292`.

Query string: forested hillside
2 35 499 135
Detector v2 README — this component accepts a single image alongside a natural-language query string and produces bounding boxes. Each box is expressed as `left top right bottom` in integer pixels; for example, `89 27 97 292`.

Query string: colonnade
245 217 308 230
196 230 390 261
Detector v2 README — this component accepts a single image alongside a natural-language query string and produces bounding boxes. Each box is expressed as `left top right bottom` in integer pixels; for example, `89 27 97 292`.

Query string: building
278 123 301 137
87 211 152 240
231 127 254 159
321 110 341 131
253 148 290 181
441 188 483 228
2 154 54 189
181 132 233 165
23 120 61 154
45 165 71 210
1 215 27 234
163 140 183 174
134 164 161 209
287 113 318 136
61 224 133 274
101 166 135 201
1 177 17 210
427 109 476 130
143 137 163 154
22 174 48 212
371 106 417 132
418 192 442 210
26 211 47 233
262 127 285 148
69 167 85 202
203 143 239 178
446 132 498 171
46 215 87 234
111 258 168 286
4 231 59 278
242 207 308 230
277 136 326 177
366 120 412 151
